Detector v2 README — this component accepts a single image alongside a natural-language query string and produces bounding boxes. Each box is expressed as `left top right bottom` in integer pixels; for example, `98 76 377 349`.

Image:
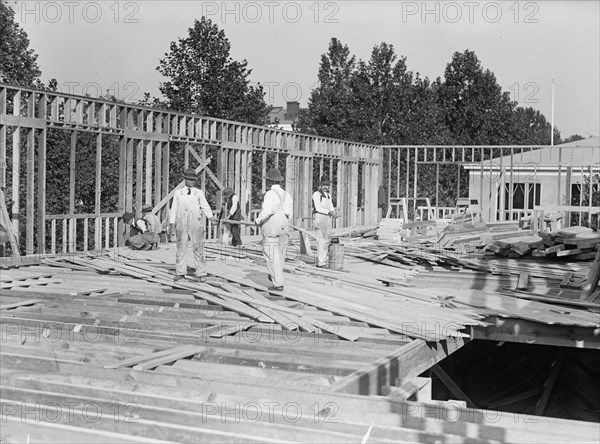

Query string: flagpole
550 79 555 146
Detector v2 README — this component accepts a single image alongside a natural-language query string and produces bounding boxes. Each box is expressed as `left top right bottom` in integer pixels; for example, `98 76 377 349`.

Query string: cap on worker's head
141 204 152 213
183 168 197 180
222 187 234 199
121 212 134 224
319 175 331 184
265 167 284 182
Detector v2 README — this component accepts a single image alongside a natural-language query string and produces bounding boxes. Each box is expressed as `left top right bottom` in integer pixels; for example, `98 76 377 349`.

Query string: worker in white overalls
169 168 216 282
312 175 336 268
255 167 293 292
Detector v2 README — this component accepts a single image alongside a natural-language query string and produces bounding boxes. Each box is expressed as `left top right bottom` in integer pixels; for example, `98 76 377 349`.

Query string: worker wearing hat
255 167 293 292
312 175 336 267
122 204 162 251
169 168 217 282
221 187 242 247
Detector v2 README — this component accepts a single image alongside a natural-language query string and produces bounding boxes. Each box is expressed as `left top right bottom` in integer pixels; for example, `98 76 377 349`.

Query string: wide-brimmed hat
319 175 331 184
222 187 234 199
183 168 197 180
141 204 152 213
265 167 284 182
121 212 134 224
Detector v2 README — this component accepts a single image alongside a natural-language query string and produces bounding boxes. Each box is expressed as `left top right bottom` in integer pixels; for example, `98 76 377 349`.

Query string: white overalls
312 190 335 266
169 187 214 277
256 185 293 287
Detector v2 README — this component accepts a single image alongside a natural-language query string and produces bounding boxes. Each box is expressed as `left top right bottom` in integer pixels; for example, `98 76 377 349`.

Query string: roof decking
1 235 599 442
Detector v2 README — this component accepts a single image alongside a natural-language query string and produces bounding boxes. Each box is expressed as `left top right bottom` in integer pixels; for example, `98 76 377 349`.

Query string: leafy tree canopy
298 43 574 146
0 2 41 86
156 17 270 125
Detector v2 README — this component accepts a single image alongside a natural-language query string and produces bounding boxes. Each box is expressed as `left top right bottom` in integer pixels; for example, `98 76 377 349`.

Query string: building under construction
1 84 599 443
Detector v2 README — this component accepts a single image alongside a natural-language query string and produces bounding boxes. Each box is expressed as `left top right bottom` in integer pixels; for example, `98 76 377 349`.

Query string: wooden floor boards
1 236 599 442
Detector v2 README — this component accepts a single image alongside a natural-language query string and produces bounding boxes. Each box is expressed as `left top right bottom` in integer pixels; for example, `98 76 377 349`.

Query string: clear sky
9 0 600 139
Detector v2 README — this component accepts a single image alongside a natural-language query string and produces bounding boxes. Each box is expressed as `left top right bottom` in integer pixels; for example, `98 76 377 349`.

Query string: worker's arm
313 191 335 216
135 219 147 233
168 192 179 234
197 190 215 220
228 194 239 217
169 191 179 225
255 191 275 225
284 192 293 219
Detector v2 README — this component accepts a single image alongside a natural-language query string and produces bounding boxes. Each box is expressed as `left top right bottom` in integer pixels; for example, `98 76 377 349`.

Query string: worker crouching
121 205 161 251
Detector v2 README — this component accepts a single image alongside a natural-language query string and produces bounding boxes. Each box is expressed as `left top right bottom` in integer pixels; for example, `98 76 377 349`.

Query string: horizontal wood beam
123 129 169 142
327 337 468 395
0 115 46 129
472 317 600 349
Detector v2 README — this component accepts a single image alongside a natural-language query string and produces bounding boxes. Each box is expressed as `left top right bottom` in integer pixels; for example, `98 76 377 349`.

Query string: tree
562 134 586 144
297 40 452 145
157 17 270 125
0 2 41 85
509 106 554 145
296 38 356 140
437 50 517 145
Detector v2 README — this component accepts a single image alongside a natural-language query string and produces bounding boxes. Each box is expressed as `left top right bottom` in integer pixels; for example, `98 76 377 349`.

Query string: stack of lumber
436 223 528 250
483 234 544 258
481 226 600 261
376 218 406 242
532 227 600 260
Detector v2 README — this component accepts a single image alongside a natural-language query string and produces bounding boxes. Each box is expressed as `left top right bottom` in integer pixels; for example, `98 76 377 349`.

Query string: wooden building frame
382 145 600 225
2 84 597 256
0 84 381 255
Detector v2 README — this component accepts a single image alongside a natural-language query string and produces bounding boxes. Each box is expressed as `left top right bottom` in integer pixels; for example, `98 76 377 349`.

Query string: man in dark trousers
221 187 242 247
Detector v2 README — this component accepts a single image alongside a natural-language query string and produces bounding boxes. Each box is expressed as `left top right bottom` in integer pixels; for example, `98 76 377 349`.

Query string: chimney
285 101 300 121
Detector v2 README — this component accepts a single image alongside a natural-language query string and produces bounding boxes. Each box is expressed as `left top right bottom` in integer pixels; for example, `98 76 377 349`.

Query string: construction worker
169 168 217 282
221 187 242 247
122 205 161 251
312 175 336 268
255 167 293 292
120 212 141 246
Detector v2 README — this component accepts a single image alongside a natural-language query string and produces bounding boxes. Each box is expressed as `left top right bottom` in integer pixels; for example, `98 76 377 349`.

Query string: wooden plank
94 133 102 249
0 299 42 310
145 140 152 205
557 247 590 257
10 94 20 241
516 273 529 290
208 321 257 339
25 127 34 254
328 338 468 395
0 189 20 256
535 349 566 415
431 364 476 407
560 272 574 288
127 345 208 370
581 250 600 301
242 289 300 331
151 156 211 215
545 244 565 254
154 140 162 209
37 95 47 254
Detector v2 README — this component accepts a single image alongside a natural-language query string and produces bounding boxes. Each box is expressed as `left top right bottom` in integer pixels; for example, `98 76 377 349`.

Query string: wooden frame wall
0 84 381 254
383 145 600 224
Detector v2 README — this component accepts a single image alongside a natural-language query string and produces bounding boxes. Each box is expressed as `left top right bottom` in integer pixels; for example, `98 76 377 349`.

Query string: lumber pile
483 235 544 258
482 227 600 261
376 218 406 242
